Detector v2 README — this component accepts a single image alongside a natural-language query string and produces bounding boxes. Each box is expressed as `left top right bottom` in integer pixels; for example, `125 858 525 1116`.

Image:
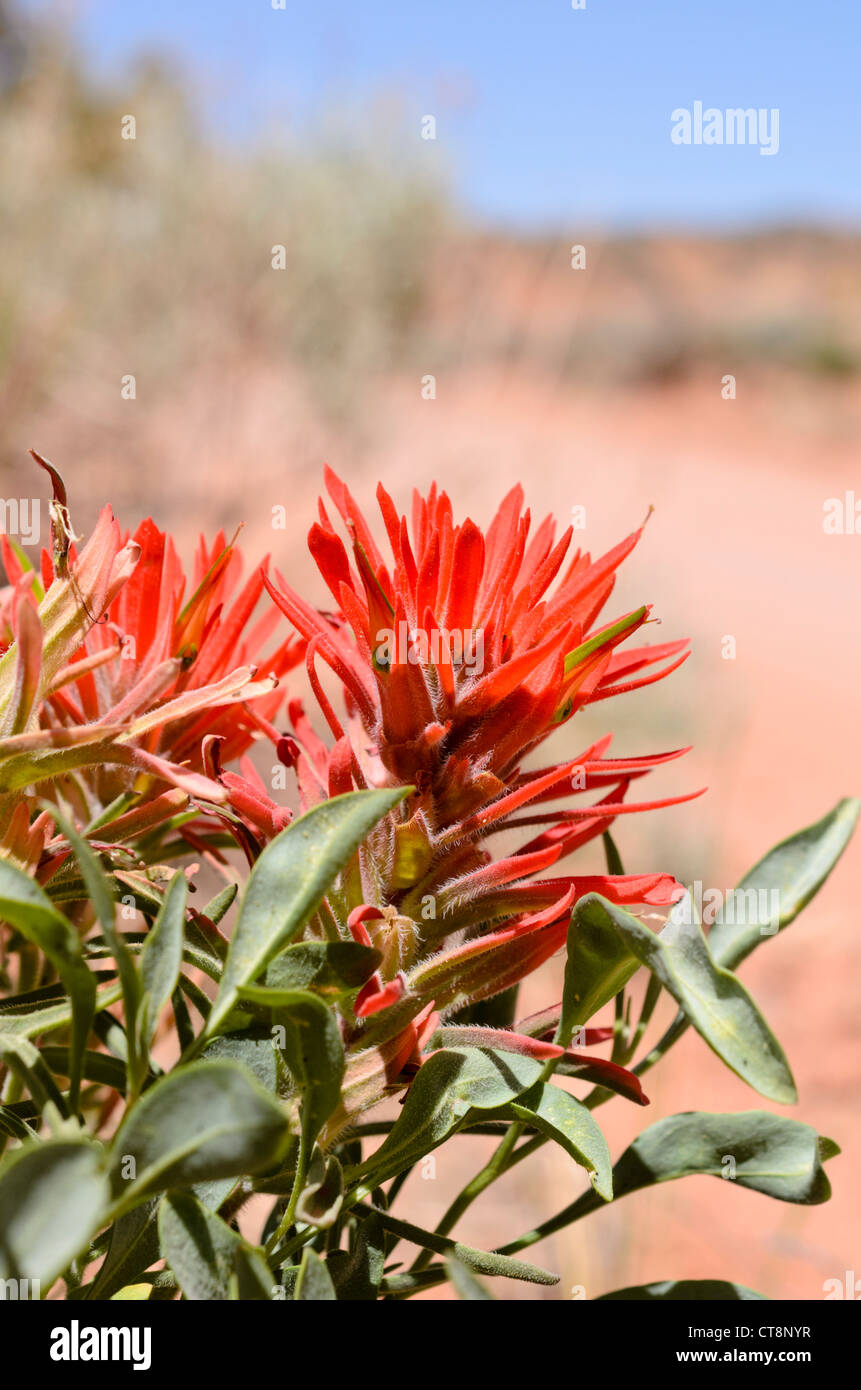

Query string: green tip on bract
563 605 648 676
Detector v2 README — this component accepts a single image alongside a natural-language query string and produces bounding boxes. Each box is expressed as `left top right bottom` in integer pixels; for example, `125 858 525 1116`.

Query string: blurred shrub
0 2 449 459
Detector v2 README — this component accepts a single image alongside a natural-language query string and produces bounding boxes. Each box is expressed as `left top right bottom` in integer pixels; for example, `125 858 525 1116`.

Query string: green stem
495 1186 599 1256
408 1051 561 1275
265 1129 311 1255
633 1008 688 1076
621 973 663 1065
419 1122 523 1265
610 987 630 1062
409 997 693 1269
496 1012 695 1255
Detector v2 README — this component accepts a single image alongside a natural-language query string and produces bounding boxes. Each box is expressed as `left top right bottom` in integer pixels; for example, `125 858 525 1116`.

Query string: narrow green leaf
0 859 96 1109
186 883 234 965
359 1204 558 1285
47 809 115 935
159 1191 272 1301
601 830 625 877
265 940 381 997
88 1200 161 1301
598 1279 767 1301
327 1210 385 1300
201 1030 279 1094
201 882 238 926
171 985 196 1054
39 1046 131 1094
559 894 797 1104
295 1246 337 1301
0 1139 108 1286
0 978 122 1039
500 1111 838 1255
505 1083 613 1201
605 1111 837 1205
348 1047 545 1192
48 806 142 1094
137 871 187 1056
0 1106 38 1142
379 1268 448 1295
0 1033 69 1118
267 989 345 1150
295 1149 344 1228
557 897 642 1039
708 798 860 969
230 1244 276 1300
202 789 407 1041
446 1255 497 1299
108 1060 291 1212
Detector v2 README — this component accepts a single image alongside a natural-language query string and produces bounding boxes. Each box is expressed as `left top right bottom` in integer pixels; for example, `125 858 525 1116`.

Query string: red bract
265 470 703 1109
0 465 302 871
60 517 303 796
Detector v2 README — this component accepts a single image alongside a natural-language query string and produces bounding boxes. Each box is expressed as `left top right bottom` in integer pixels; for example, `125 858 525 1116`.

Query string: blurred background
2 0 859 1299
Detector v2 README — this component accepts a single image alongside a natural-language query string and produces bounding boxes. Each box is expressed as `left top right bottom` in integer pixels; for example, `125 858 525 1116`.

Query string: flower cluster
0 455 302 880
264 469 702 1119
0 460 698 1117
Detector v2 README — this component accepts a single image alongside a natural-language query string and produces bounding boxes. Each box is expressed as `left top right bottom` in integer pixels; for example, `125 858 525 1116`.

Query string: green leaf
202 789 407 1041
0 859 96 1109
557 898 643 1038
40 1046 134 1095
158 1191 272 1301
201 1030 279 1094
347 1047 545 1192
0 1106 37 1142
708 798 860 969
264 989 345 1150
230 1244 276 1300
265 940 381 997
87 1200 161 1301
327 1210 385 1300
505 1083 613 1201
295 1246 337 1301
358 1204 558 1286
48 805 147 1102
0 978 122 1039
598 1279 767 1301
0 1139 108 1286
137 872 187 1058
506 1111 838 1248
295 1149 344 1228
201 882 237 926
379 1268 448 1296
0 1032 69 1118
601 830 625 877
108 1060 291 1212
559 894 796 1104
609 1111 837 1204
446 1255 497 1299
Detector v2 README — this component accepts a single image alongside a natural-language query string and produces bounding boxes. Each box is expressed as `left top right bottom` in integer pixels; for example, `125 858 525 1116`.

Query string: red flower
265 471 703 1113
67 516 303 793
1 460 302 870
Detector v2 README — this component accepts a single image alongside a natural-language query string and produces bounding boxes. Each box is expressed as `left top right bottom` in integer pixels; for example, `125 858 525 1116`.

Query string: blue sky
21 0 861 230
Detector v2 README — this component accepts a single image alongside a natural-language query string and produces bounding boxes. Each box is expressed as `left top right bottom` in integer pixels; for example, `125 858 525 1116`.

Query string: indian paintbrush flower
0 456 303 877
264 469 703 1116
